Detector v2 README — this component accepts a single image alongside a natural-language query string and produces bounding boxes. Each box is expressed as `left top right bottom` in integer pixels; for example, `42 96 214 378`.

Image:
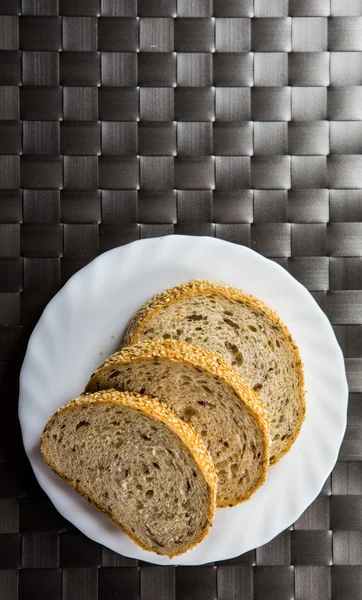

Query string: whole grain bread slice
41 389 217 558
85 340 270 508
123 280 305 465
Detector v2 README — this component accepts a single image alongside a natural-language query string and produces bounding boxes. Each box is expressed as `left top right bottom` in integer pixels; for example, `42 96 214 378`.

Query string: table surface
1 1 361 599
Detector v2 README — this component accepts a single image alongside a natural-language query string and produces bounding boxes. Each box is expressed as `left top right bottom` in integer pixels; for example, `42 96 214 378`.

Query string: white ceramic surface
19 235 348 565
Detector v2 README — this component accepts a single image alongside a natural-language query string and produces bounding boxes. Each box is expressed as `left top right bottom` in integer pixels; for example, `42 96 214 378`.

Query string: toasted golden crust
123 279 306 465
41 389 217 558
86 339 270 506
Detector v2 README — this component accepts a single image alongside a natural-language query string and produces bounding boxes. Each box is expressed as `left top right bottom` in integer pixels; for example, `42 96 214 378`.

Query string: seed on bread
85 340 270 508
41 389 217 557
123 280 306 465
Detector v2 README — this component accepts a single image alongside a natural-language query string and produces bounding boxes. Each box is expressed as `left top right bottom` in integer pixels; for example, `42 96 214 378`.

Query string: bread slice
85 340 269 508
41 389 217 558
123 280 305 465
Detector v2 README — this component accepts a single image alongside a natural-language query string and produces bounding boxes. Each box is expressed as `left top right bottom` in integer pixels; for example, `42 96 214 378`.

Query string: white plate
19 235 348 565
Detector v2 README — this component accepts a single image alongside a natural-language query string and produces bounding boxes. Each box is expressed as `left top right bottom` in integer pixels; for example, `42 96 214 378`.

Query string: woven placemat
0 1 361 599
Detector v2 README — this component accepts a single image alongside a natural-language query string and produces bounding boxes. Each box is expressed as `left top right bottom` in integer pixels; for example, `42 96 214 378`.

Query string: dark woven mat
1 1 361 598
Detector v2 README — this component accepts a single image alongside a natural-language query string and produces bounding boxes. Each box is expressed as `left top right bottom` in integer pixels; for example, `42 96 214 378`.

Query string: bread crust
41 389 217 558
86 339 270 506
123 279 306 465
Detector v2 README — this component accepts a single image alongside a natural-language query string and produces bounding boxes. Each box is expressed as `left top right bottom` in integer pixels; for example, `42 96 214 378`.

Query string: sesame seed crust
41 389 217 558
123 279 305 465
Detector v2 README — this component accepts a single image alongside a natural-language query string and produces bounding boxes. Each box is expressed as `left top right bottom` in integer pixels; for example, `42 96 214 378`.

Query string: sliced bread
123 280 305 465
85 340 269 508
41 389 217 557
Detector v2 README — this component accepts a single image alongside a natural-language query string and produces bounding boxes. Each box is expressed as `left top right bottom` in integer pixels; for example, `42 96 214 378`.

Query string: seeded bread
41 389 217 558
85 340 269 508
123 280 305 465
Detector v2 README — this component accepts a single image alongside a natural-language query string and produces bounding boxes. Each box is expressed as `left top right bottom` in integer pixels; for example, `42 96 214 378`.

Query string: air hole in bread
225 341 238 353
146 489 154 498
231 463 238 477
253 383 263 392
237 354 243 367
183 406 196 421
186 314 203 321
176 329 183 336
248 325 257 332
224 318 240 330
163 334 171 340
185 337 192 343
197 400 215 409
109 370 120 379
231 352 243 367
202 385 212 394
153 462 160 470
